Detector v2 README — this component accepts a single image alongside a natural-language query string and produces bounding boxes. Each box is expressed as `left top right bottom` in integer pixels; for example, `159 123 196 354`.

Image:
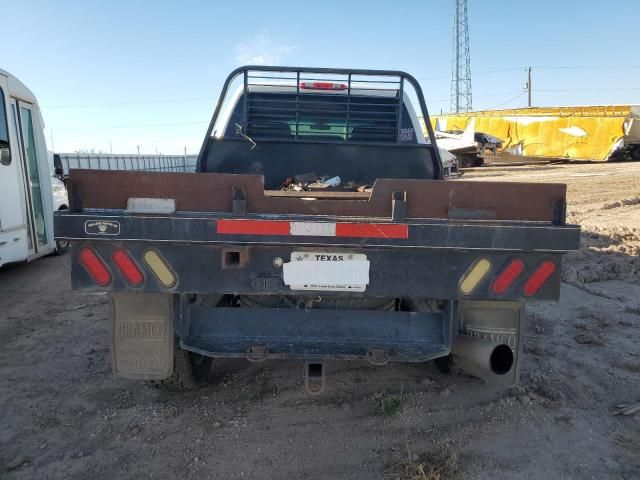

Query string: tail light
143 250 176 288
299 81 347 91
79 247 111 286
523 260 556 297
491 259 524 295
112 249 144 287
460 258 492 295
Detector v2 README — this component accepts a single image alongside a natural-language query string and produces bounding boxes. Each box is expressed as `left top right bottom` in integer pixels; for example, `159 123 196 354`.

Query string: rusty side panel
67 170 567 223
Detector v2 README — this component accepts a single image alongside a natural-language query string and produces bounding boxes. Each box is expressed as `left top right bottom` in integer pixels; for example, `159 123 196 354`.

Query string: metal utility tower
450 0 472 113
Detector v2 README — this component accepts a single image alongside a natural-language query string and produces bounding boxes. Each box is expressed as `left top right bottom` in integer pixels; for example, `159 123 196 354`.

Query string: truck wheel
55 207 70 255
55 239 70 255
434 354 452 374
148 339 212 391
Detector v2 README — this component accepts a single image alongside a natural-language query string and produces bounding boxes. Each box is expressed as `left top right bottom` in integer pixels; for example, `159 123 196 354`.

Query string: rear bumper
108 292 524 385
178 305 452 363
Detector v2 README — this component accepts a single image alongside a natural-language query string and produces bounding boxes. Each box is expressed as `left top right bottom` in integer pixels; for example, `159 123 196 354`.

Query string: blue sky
3 0 639 154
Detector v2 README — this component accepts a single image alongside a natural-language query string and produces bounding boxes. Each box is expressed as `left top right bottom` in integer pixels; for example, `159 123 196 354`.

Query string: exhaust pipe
450 334 516 385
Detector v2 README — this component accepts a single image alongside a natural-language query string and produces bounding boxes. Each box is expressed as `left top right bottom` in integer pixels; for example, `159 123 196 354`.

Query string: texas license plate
282 251 370 292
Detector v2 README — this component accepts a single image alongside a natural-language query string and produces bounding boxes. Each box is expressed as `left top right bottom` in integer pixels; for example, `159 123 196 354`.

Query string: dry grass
386 449 458 480
375 393 403 417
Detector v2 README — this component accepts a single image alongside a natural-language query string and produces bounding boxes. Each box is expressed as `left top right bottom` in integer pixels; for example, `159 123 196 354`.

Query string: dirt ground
1 162 639 479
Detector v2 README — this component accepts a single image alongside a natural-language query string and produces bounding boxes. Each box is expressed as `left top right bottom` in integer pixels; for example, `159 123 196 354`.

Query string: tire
148 339 212 391
55 239 70 255
55 207 70 255
434 354 452 374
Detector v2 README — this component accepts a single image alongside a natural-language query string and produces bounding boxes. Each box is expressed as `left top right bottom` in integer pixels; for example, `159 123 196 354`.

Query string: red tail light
112 249 144 286
523 260 556 297
491 259 524 295
299 81 347 90
79 247 111 286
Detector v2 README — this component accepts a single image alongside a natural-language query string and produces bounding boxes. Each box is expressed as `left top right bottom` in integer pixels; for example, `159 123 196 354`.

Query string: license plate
282 251 370 292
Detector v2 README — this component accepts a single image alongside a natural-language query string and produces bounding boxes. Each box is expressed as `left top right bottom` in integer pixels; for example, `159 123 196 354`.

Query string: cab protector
110 292 174 380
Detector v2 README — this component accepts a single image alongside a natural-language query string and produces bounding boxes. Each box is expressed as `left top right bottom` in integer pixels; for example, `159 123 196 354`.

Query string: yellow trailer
431 105 640 162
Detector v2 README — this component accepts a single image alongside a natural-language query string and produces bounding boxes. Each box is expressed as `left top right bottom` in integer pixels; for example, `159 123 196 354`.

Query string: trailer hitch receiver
304 362 325 395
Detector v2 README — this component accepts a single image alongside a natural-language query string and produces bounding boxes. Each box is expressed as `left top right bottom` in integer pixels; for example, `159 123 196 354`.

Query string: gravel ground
1 162 639 479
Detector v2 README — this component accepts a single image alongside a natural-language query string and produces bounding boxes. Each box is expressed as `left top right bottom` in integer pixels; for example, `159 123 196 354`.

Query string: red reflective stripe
491 259 524 295
217 219 409 239
79 247 111 286
112 249 144 286
217 219 291 236
335 223 408 239
523 260 556 297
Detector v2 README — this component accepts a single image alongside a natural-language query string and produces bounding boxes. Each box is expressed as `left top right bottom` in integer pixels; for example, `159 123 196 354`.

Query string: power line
419 67 523 82
486 92 527 110
418 64 640 83
536 87 640 92
534 65 640 70
43 97 216 109
427 90 523 104
53 120 209 131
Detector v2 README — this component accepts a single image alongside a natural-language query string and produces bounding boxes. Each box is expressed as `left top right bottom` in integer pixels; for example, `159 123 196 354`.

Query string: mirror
0 142 10 166
53 153 63 176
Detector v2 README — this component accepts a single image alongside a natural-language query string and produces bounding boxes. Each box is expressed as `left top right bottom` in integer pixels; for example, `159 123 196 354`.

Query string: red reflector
491 259 524 295
79 247 111 286
523 260 556 297
299 81 347 90
217 219 291 236
335 223 408 239
112 249 144 286
217 219 409 239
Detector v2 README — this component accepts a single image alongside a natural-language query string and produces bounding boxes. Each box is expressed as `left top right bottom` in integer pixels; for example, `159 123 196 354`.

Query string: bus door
9 98 49 254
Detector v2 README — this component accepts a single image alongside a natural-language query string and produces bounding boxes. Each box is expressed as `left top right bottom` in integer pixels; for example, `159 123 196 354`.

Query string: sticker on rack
84 220 120 235
283 251 370 292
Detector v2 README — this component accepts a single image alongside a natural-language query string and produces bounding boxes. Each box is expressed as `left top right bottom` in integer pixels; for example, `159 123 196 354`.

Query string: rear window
224 92 418 144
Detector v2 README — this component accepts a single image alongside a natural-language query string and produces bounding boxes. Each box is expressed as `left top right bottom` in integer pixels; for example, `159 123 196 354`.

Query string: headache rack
197 65 441 152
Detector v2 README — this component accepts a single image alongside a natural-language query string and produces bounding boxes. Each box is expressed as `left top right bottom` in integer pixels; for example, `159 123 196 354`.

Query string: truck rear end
55 66 580 392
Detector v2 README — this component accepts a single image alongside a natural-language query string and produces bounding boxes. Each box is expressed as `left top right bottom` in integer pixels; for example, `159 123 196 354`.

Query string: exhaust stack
451 335 516 385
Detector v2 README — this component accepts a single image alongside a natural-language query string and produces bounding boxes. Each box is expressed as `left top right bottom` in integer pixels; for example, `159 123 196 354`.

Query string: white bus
0 69 65 267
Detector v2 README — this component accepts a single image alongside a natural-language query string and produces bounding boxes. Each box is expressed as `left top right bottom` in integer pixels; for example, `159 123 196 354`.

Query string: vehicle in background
48 151 70 211
434 118 504 168
0 69 66 267
55 66 580 393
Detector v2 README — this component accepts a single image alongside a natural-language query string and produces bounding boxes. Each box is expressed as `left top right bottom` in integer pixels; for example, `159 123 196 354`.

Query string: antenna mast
450 0 472 113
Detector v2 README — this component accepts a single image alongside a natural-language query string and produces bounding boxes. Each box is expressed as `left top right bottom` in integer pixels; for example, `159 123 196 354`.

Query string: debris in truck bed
293 172 319 184
308 176 341 190
280 174 362 192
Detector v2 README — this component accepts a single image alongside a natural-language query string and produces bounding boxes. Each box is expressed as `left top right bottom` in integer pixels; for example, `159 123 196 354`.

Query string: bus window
0 87 10 166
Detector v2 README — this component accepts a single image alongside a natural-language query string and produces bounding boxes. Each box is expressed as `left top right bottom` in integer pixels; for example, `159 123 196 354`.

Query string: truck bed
56 169 579 302
65 169 569 222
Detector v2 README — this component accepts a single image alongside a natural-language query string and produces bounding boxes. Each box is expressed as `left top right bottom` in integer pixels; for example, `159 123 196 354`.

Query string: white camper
0 69 62 267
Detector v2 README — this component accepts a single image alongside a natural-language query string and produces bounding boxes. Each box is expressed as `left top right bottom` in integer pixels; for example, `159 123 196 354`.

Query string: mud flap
109 292 174 380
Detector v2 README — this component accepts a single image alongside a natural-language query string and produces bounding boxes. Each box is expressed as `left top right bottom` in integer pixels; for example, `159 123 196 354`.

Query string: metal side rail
54 210 581 251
